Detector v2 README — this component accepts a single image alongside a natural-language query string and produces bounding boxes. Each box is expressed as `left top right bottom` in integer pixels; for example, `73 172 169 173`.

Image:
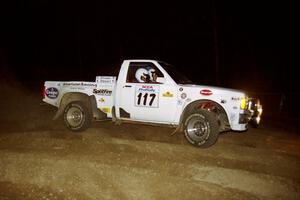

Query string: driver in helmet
147 68 159 83
135 68 150 83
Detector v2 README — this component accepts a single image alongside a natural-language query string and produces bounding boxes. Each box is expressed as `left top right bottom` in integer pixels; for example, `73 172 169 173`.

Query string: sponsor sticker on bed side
46 87 59 99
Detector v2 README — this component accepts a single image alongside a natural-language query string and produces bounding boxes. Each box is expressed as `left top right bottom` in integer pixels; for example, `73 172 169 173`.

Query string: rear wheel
63 101 92 132
183 109 219 148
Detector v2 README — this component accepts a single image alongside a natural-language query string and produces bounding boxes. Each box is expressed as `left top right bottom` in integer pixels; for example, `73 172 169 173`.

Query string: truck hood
178 84 246 97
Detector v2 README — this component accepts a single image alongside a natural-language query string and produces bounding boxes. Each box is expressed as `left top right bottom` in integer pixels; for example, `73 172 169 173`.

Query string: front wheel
63 101 92 132
183 109 219 148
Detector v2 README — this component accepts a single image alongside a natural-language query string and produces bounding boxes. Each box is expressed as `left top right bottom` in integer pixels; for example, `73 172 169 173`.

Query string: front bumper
239 111 252 124
241 98 263 127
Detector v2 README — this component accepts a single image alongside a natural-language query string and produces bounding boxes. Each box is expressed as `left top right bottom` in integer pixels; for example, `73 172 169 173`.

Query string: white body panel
43 79 116 118
43 59 249 131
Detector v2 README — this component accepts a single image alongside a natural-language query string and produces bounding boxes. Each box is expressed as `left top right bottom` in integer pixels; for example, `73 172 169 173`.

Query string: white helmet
135 68 149 82
147 68 156 81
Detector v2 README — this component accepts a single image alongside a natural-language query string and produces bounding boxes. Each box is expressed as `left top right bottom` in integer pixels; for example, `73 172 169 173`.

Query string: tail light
42 86 46 98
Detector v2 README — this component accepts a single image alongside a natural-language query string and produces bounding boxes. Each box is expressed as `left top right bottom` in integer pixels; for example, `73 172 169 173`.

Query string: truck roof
124 59 159 63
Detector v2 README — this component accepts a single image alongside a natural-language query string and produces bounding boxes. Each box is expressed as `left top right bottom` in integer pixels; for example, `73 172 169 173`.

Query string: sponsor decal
99 98 105 103
200 89 212 96
231 97 241 101
96 76 116 84
63 82 97 87
69 87 85 90
63 83 80 86
181 93 187 99
93 89 112 96
137 85 157 93
46 87 59 99
177 100 183 105
100 80 112 83
100 107 111 113
221 99 226 104
163 91 174 97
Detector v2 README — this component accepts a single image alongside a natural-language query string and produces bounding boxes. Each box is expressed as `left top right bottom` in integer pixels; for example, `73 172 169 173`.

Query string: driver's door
118 61 177 124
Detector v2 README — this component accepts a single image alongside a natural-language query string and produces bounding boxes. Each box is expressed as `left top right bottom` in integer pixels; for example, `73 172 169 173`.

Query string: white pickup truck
43 59 262 148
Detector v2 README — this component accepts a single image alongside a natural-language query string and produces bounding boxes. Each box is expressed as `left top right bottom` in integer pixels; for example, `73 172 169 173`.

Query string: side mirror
156 77 166 83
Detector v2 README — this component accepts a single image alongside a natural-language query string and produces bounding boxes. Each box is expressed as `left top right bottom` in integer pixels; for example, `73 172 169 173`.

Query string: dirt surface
0 82 300 199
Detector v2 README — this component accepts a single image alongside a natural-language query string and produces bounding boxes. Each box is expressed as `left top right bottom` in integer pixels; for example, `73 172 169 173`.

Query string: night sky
0 0 298 96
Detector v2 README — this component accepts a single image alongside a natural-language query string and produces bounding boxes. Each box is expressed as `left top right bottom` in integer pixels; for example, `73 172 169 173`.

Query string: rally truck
42 59 262 148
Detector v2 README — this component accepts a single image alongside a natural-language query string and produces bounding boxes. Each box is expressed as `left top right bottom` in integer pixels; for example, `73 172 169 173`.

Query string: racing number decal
137 93 156 106
135 85 159 107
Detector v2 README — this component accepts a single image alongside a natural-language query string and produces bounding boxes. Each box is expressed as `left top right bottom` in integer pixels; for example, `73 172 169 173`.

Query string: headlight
240 98 248 110
256 104 263 115
255 101 263 114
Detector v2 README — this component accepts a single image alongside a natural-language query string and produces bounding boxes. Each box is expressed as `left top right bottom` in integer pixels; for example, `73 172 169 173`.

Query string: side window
126 62 164 84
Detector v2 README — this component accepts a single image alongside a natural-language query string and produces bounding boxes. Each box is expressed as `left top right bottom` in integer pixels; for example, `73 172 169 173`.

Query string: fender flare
53 92 106 120
178 99 230 132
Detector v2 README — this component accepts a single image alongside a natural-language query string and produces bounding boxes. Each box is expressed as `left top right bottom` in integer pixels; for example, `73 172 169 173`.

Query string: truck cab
115 60 179 124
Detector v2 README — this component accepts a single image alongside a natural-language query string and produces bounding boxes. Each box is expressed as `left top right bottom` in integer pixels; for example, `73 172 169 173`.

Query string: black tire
63 101 92 132
183 109 219 148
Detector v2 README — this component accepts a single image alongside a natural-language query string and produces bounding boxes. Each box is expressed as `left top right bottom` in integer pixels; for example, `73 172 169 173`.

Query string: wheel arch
179 99 230 132
53 92 106 120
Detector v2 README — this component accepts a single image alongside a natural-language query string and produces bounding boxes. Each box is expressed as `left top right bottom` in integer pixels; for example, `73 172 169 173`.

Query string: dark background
0 0 298 118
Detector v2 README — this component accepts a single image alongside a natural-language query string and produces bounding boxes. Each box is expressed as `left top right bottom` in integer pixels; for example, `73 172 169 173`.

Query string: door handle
124 85 132 88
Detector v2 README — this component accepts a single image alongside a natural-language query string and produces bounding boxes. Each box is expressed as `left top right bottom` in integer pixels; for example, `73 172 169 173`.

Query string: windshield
158 61 193 84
